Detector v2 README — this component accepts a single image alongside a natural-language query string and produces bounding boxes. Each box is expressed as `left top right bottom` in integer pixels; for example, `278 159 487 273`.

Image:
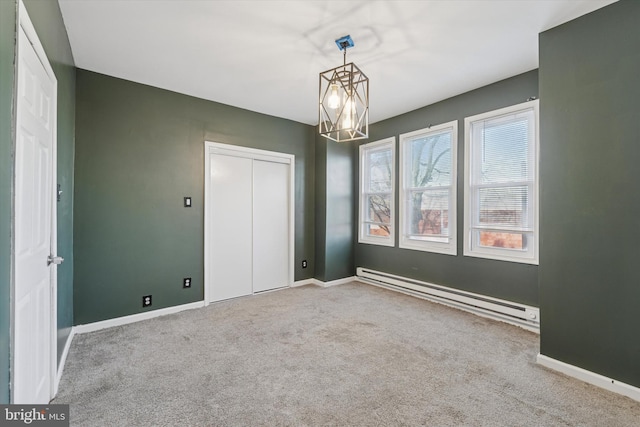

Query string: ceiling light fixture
319 35 369 142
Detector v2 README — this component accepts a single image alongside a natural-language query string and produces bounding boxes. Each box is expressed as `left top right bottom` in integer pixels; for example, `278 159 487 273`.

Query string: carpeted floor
53 282 640 426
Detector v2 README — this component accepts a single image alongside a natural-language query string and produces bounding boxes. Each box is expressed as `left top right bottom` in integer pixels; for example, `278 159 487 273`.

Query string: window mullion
471 180 532 189
406 184 450 192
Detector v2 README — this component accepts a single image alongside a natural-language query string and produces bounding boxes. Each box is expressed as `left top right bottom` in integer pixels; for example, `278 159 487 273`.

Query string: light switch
184 197 192 207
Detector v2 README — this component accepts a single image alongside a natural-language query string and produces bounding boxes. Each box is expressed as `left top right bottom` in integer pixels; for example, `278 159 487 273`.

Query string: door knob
47 255 64 266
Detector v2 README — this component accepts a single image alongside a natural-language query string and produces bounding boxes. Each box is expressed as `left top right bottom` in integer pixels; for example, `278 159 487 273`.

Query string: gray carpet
53 282 640 426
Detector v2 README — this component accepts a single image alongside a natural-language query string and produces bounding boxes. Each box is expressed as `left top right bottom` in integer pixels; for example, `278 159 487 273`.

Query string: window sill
463 249 539 265
399 240 457 256
358 236 395 247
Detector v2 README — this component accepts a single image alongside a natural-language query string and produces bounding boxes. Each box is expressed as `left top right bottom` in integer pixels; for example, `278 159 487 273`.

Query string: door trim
12 0 59 402
203 141 295 305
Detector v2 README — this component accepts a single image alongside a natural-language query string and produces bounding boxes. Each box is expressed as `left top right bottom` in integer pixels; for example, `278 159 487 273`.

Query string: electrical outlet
302 260 308 268
183 277 191 288
184 196 192 207
142 295 152 307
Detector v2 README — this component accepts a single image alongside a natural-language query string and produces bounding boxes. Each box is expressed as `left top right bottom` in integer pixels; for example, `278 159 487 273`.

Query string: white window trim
399 121 458 255
358 137 396 247
463 100 539 265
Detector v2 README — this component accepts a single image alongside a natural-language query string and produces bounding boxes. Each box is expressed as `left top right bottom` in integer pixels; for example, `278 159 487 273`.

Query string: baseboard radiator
356 267 540 331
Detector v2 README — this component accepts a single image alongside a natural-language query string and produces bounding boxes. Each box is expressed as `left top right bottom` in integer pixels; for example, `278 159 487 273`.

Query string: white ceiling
58 0 617 126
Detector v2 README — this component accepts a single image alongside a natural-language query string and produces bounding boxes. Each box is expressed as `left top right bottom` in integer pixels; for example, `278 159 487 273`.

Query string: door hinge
47 255 64 266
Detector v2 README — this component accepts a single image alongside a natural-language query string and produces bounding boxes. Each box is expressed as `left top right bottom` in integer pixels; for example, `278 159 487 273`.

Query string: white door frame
12 0 59 402
203 141 295 305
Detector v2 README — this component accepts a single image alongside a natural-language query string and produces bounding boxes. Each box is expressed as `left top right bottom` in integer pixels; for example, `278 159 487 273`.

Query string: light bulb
342 95 355 129
328 84 340 109
342 113 352 129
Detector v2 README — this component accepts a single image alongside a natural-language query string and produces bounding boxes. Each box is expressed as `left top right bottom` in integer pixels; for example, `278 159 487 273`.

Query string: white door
14 25 57 404
252 160 289 293
209 154 253 302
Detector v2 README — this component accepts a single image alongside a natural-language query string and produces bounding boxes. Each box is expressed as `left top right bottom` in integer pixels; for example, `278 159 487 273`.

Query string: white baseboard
537 354 640 402
316 276 356 288
73 278 356 336
74 301 205 335
293 276 357 288
292 279 315 287
53 326 76 397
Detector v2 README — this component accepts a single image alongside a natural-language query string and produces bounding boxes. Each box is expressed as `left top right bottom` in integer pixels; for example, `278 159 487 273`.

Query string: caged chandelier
319 35 369 142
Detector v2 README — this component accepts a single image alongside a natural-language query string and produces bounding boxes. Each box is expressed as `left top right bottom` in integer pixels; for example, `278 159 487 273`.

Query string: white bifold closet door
209 153 289 302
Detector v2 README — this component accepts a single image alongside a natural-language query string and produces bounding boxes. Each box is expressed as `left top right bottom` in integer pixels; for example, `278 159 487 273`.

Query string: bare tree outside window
408 133 452 239
366 149 393 236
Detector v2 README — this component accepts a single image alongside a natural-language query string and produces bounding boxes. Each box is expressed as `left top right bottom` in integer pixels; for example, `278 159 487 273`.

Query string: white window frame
399 121 458 255
358 137 396 246
463 100 539 264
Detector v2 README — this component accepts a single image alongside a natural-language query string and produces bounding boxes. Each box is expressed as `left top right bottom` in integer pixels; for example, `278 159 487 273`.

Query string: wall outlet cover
183 277 191 288
142 295 152 307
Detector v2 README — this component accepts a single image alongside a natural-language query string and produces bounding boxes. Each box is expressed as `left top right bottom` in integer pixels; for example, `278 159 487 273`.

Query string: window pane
478 115 532 184
366 223 391 237
464 102 538 263
407 189 449 238
367 148 392 192
409 131 451 188
360 137 395 246
366 194 391 224
478 231 528 250
478 186 529 228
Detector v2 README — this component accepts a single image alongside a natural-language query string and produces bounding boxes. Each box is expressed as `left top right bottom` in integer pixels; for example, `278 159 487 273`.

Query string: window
464 100 539 264
359 137 395 246
399 121 457 255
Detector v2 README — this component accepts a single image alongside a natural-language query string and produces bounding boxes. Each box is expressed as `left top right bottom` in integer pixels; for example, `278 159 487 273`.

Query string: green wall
314 136 328 282
74 70 315 324
0 0 16 405
539 0 640 387
0 0 75 403
314 134 354 282
325 139 354 280
23 0 76 370
355 71 540 306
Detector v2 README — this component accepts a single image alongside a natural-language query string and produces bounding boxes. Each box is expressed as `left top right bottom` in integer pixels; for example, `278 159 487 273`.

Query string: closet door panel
253 160 289 292
209 153 253 301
